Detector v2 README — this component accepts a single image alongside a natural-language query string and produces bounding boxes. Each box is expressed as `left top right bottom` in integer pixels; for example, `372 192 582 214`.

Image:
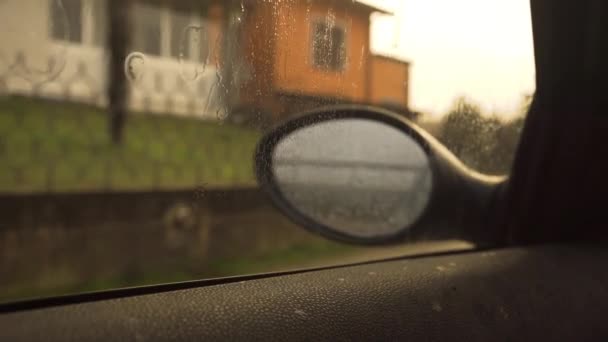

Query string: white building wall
0 0 223 120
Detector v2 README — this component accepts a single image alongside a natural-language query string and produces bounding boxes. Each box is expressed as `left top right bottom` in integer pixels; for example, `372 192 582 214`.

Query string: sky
361 0 536 119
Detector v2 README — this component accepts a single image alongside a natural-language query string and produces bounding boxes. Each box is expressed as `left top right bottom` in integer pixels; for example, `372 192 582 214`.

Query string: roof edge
371 53 411 65
351 1 393 15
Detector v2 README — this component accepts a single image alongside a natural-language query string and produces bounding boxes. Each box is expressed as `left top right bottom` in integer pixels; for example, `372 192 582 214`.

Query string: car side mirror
255 105 506 245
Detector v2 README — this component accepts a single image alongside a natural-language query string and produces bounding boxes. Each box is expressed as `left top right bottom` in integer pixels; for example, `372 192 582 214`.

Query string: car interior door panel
2 244 607 341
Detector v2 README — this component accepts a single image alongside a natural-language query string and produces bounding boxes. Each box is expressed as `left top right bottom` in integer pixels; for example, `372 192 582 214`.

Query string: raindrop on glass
358 45 365 71
216 108 228 123
124 52 146 84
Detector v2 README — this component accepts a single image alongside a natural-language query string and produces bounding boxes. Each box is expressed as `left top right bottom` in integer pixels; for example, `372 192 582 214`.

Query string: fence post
107 0 131 145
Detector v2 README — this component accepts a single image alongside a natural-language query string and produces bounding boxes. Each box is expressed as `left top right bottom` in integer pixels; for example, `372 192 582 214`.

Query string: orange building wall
238 1 408 119
239 1 283 115
369 55 409 108
273 0 371 102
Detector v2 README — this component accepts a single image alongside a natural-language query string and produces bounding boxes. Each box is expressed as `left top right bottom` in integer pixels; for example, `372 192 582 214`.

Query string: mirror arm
463 174 507 246
407 127 507 246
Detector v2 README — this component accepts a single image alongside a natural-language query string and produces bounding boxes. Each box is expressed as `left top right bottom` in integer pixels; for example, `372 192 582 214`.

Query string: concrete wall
0 188 322 297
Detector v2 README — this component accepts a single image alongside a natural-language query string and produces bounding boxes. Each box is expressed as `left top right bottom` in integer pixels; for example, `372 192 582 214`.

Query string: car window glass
0 0 534 303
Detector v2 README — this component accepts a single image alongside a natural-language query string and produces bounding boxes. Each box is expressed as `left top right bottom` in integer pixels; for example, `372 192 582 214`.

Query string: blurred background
0 0 533 303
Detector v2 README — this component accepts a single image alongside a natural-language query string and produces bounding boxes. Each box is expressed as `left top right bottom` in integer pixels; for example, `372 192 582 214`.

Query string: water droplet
124 52 146 84
216 108 229 122
499 306 509 319
358 45 365 71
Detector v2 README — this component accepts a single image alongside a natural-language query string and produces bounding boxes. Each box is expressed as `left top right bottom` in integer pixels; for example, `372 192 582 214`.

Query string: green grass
0 240 356 304
0 96 261 192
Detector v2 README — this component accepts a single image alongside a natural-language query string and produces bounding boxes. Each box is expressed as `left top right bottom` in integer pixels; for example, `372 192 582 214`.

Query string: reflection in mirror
272 118 433 239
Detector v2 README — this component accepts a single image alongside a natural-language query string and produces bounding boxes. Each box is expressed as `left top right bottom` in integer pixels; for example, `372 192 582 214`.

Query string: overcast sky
361 0 535 119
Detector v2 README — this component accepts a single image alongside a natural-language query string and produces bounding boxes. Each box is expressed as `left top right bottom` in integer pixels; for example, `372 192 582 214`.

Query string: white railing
0 42 223 120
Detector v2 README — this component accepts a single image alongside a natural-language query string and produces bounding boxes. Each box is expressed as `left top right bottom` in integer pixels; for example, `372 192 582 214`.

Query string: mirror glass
272 118 433 239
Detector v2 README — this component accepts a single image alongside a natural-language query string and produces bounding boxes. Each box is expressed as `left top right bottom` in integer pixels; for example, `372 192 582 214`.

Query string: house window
133 4 162 56
91 0 107 46
312 22 346 71
50 0 83 43
171 12 209 62
171 11 192 59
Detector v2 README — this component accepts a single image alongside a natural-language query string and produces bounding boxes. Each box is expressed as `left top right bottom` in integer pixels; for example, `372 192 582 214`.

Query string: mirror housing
255 105 505 245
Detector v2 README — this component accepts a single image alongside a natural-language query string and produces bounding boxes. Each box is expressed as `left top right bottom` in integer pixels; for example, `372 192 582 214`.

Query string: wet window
171 11 209 62
0 0 535 304
50 0 82 43
313 21 347 71
170 11 193 59
90 0 107 46
133 3 162 56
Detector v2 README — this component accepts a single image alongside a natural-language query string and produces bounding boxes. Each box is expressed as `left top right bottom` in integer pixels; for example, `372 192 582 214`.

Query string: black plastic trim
0 245 487 314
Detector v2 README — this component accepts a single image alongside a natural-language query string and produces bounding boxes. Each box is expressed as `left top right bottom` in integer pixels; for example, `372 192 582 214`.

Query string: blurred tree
439 97 490 169
438 96 527 175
